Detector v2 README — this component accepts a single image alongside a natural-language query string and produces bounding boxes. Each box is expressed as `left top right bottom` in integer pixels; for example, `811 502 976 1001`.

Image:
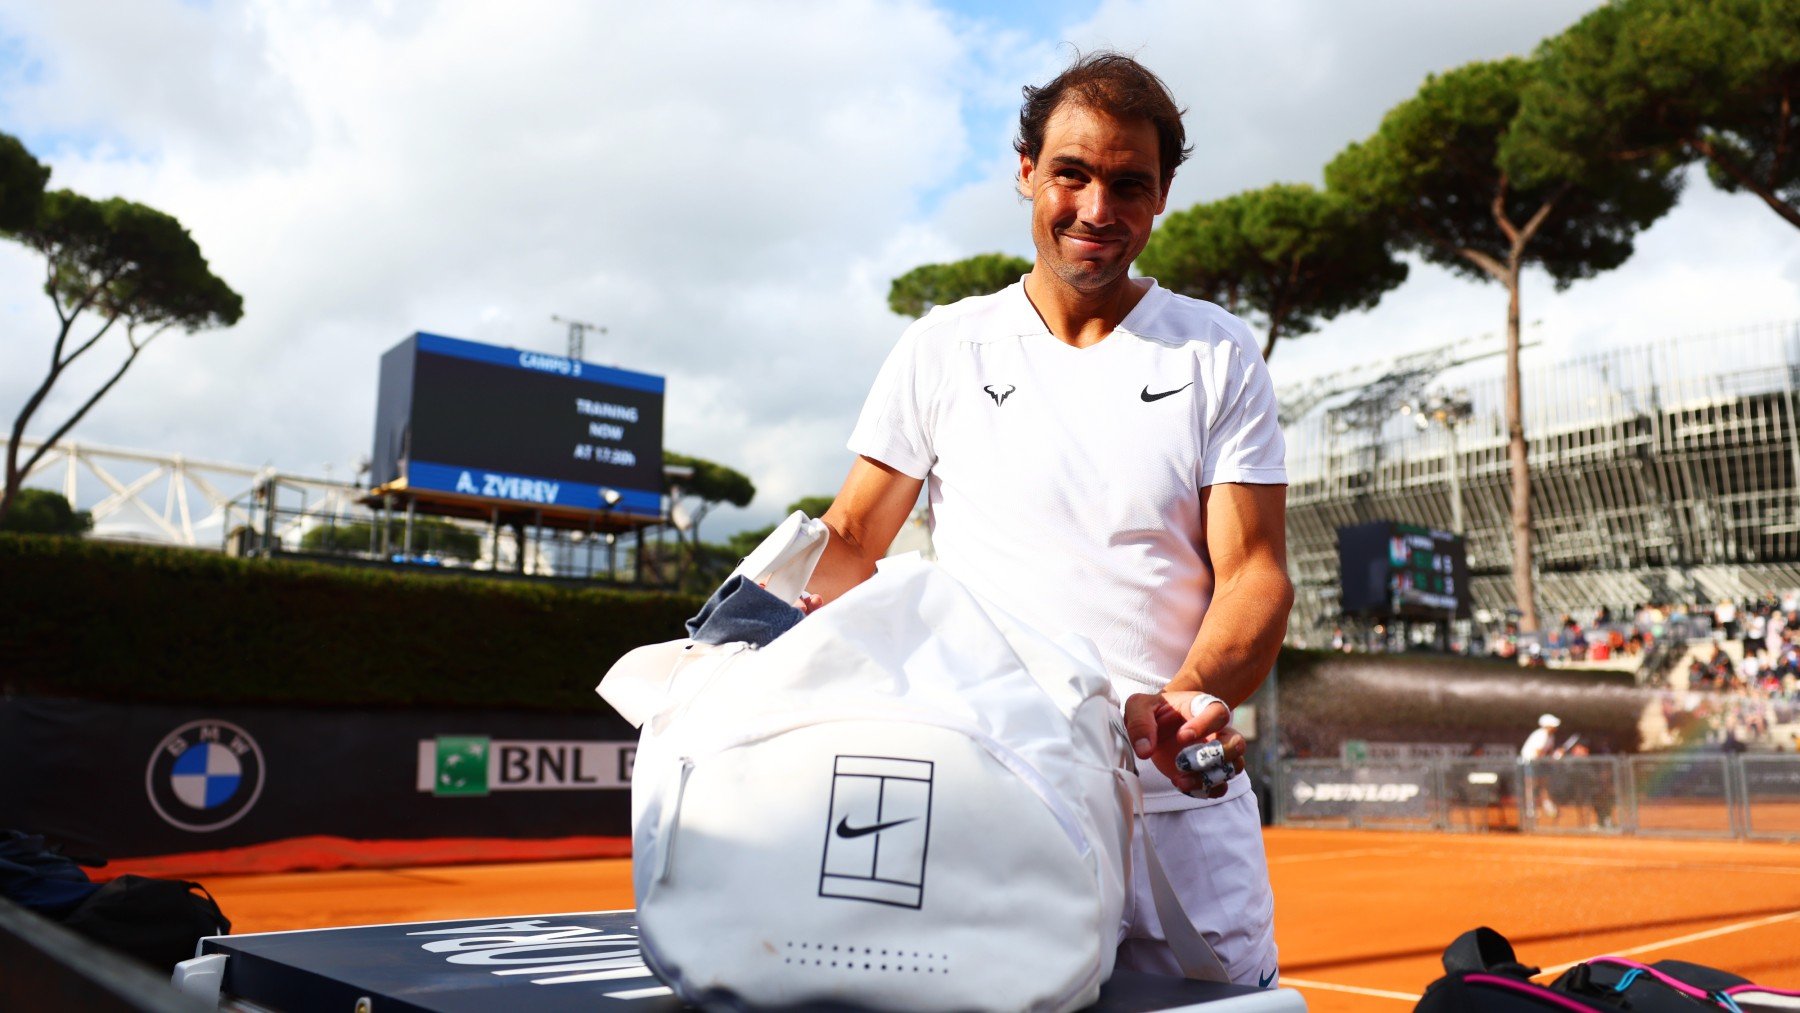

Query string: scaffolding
1284 320 1800 642
9 439 689 586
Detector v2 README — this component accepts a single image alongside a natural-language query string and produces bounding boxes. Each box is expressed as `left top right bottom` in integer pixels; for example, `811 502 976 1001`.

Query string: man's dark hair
1015 51 1191 189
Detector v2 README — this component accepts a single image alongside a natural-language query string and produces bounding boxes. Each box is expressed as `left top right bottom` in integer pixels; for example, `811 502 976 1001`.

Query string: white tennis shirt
849 279 1287 810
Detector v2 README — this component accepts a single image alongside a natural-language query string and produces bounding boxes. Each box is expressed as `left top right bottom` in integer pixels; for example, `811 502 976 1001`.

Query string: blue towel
686 574 805 646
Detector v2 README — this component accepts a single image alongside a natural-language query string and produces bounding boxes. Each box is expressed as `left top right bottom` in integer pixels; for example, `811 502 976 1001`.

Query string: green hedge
0 534 704 712
5 535 1647 745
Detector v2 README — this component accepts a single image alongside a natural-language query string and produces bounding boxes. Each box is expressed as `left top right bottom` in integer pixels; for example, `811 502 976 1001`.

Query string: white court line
1271 844 1800 878
604 986 674 999
1536 908 1800 977
1278 976 1421 1002
1415 850 1800 877
1266 846 1423 865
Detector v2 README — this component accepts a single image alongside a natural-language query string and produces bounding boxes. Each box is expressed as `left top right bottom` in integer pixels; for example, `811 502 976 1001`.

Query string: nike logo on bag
1258 968 1278 989
835 815 917 839
1141 382 1194 402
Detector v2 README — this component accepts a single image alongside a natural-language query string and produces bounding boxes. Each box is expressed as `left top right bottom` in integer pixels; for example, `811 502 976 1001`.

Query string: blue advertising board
0 696 636 860
371 333 664 519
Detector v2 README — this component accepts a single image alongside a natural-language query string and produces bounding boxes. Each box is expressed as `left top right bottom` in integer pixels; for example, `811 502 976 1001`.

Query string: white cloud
1 0 1797 542
0 0 976 529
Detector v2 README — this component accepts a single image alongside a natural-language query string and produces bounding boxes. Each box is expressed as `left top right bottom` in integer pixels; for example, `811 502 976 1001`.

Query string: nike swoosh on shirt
1140 382 1195 402
1259 968 1278 989
835 815 917 839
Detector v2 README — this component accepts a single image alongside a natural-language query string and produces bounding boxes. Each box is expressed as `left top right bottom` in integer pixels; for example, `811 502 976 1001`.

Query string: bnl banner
0 696 637 859
371 332 665 519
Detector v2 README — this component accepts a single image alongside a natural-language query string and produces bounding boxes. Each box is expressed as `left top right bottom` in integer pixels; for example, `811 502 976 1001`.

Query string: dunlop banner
1281 762 1438 824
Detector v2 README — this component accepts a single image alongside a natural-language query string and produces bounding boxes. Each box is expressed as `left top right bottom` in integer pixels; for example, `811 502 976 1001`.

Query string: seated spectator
1717 598 1740 639
1748 610 1768 656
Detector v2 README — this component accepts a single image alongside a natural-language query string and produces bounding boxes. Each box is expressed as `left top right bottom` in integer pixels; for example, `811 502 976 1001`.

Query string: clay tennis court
186 826 1800 1012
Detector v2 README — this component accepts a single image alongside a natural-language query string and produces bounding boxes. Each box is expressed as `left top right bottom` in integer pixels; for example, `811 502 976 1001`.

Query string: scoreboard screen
370 332 664 518
1337 520 1471 620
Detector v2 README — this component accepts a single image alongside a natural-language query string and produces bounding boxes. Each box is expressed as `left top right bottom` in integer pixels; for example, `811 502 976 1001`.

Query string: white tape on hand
1187 692 1231 728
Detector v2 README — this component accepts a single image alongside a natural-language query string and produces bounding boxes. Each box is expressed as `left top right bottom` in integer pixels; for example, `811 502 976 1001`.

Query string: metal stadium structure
1283 320 1800 643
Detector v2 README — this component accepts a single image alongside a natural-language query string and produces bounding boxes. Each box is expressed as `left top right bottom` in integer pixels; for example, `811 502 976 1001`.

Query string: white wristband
1187 692 1231 727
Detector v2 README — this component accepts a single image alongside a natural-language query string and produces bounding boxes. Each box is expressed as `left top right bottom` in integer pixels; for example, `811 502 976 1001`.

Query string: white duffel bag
600 535 1220 1010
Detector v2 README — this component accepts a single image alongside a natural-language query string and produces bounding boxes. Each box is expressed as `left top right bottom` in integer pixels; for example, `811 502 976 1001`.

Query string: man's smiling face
1019 101 1168 295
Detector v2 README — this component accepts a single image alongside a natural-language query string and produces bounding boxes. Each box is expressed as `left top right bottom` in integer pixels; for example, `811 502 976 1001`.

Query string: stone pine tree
0 135 48 234
1325 58 1682 633
2 174 244 527
1513 0 1800 230
0 488 91 536
1137 183 1408 361
662 450 756 588
887 253 1032 318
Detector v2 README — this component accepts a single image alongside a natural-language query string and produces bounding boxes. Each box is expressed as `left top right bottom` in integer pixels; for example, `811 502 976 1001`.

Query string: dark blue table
171 910 1304 1011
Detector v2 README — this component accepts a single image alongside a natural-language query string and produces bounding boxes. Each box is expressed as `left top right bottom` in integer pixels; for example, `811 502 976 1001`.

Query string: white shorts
1115 777 1279 988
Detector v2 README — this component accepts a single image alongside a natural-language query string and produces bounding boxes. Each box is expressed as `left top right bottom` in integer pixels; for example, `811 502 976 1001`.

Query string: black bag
0 829 101 917
1415 926 1800 1012
61 874 231 971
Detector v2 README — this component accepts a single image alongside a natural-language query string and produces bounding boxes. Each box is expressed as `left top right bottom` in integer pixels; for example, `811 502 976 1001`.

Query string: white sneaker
1542 800 1558 819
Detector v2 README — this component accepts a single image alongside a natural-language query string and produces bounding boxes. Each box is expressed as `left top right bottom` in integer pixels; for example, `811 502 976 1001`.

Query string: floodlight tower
1400 391 1476 534
551 315 606 361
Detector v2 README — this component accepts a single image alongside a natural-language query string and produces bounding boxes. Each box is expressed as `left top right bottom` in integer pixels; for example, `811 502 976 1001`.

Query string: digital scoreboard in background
1337 520 1472 621
370 332 664 519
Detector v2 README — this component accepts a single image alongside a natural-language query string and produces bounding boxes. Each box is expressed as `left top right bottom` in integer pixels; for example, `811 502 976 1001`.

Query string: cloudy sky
2 0 1797 539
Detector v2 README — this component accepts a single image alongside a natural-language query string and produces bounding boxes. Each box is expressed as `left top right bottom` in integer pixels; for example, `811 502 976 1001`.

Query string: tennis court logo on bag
145 719 266 832
819 755 933 909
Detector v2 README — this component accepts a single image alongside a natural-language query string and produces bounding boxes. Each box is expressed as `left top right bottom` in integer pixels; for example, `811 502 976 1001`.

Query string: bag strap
1118 770 1229 982
1586 957 1750 1006
1141 824 1230 982
183 880 232 935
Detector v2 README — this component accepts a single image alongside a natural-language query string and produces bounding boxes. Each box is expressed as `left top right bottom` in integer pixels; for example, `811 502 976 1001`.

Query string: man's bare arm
1124 482 1293 793
1170 482 1294 706
808 456 924 604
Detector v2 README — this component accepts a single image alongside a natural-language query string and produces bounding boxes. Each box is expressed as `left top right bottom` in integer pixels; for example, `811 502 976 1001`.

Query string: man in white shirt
805 52 1291 988
1521 713 1563 819
1520 713 1561 762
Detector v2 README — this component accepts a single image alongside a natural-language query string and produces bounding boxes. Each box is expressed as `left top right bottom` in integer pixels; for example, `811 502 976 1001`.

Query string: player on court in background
804 52 1291 988
1521 713 1563 819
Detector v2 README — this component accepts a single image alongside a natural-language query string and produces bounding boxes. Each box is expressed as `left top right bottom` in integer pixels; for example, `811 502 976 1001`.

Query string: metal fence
218 473 707 588
1273 754 1800 841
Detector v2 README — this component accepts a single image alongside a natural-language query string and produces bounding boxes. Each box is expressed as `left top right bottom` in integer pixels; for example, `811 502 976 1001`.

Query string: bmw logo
145 720 266 832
